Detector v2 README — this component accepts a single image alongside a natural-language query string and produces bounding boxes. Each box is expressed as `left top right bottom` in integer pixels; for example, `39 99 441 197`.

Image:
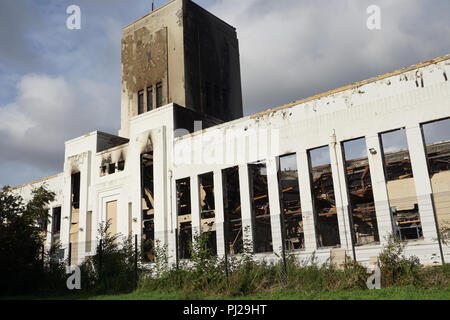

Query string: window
248 161 273 253
380 128 423 240
223 167 243 255
278 154 304 250
177 178 192 259
51 207 61 246
156 82 163 108
308 146 341 248
141 152 155 262
147 87 153 111
199 172 217 255
108 163 116 174
343 138 379 245
118 160 125 171
138 90 144 114
422 118 450 240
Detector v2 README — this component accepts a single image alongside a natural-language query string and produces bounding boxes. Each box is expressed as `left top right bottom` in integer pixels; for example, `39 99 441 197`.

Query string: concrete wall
120 0 185 138
172 56 450 265
183 0 243 121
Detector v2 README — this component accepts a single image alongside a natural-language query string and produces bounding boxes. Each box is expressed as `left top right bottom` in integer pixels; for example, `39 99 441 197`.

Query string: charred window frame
147 86 153 111
108 163 116 174
141 152 155 262
156 82 163 108
199 172 217 255
71 172 80 210
138 90 144 115
117 160 125 172
177 178 192 260
278 153 304 251
222 166 243 255
51 206 61 245
248 161 273 253
342 138 380 246
380 128 423 241
308 146 341 248
421 117 450 241
100 165 107 177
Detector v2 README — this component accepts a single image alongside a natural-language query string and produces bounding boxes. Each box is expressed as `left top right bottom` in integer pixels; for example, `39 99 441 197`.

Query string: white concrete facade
12 53 450 268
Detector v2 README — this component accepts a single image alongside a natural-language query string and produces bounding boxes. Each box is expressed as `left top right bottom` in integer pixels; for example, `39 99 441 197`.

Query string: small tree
0 185 55 295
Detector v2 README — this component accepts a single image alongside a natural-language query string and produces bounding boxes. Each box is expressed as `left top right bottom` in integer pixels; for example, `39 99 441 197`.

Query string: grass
4 286 449 300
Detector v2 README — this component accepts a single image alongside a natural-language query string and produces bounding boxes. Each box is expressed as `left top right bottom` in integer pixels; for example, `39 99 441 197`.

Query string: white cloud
208 0 450 114
0 74 119 174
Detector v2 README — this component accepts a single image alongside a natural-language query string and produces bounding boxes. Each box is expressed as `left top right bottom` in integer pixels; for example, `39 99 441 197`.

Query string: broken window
177 178 192 259
118 160 125 171
422 117 450 239
248 161 273 253
108 163 116 174
138 90 144 115
141 152 155 262
51 207 61 246
278 154 304 250
199 172 217 255
343 138 380 246
156 82 163 108
71 172 80 209
222 166 243 255
147 87 153 111
308 146 341 248
380 128 423 241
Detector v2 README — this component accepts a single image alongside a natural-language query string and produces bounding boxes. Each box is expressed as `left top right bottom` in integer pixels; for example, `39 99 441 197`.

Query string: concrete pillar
238 164 254 247
214 170 226 257
406 125 439 242
190 174 201 237
296 150 317 251
61 166 72 262
153 126 168 245
266 157 283 255
329 140 353 251
131 138 142 247
77 152 90 264
365 134 392 245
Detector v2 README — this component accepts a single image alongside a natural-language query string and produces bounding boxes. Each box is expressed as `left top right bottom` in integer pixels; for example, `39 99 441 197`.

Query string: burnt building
12 0 450 268
120 0 243 138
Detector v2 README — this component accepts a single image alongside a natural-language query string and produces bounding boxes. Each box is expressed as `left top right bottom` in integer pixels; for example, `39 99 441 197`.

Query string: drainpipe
331 131 356 262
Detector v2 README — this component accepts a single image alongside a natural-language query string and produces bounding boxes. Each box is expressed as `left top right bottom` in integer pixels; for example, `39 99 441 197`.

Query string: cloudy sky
0 0 449 187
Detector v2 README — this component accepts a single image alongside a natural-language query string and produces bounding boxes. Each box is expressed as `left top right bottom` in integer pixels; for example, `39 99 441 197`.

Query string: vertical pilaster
329 140 353 251
239 164 254 246
214 170 225 257
297 150 317 251
406 125 439 242
365 134 392 245
266 157 283 255
190 174 201 237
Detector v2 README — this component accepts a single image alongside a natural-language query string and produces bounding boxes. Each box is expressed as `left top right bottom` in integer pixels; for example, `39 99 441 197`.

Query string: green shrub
378 234 422 287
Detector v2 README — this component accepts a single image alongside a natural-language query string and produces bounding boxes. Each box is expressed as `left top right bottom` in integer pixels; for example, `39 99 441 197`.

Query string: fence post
68 242 72 267
134 234 138 290
98 239 103 283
